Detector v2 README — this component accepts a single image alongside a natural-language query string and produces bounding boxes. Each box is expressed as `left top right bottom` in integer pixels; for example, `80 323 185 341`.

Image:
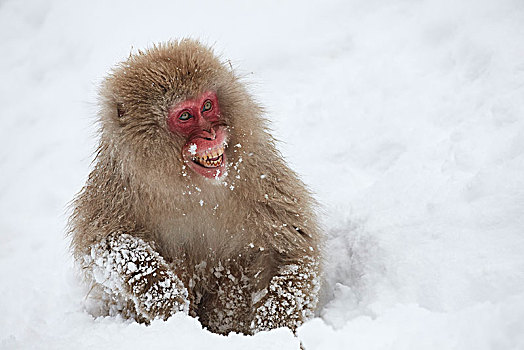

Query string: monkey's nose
202 128 216 140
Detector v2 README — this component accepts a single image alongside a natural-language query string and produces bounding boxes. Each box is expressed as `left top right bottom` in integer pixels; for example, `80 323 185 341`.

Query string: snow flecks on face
188 143 198 155
199 199 204 206
80 233 189 322
251 256 320 332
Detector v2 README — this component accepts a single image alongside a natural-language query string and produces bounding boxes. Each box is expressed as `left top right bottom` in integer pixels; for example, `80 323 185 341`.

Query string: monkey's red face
168 91 228 179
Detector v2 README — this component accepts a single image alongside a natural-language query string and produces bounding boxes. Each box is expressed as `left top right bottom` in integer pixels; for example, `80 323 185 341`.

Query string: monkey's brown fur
70 39 322 334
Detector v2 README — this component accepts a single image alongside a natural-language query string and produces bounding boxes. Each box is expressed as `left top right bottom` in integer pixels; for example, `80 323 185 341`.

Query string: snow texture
1 0 524 349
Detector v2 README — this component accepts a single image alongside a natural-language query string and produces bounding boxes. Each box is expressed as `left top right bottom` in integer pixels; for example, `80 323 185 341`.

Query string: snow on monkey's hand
82 232 189 322
251 256 320 333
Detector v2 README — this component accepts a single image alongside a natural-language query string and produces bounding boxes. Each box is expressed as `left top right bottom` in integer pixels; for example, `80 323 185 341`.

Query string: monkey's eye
202 100 213 112
179 111 193 121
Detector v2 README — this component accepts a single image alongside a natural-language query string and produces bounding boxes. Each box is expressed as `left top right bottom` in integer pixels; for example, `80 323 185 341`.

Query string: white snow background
1 0 524 349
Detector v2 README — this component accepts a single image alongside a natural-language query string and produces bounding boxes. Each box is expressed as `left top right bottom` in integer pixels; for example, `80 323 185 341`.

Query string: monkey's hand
251 256 321 333
82 232 189 322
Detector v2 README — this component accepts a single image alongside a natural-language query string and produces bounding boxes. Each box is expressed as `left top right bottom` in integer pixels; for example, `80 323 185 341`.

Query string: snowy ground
1 0 524 349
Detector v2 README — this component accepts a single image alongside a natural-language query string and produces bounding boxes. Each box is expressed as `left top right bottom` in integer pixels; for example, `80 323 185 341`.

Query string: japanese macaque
69 39 322 335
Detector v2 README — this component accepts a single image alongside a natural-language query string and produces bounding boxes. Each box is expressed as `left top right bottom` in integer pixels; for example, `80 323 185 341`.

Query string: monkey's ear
293 226 309 237
116 103 125 118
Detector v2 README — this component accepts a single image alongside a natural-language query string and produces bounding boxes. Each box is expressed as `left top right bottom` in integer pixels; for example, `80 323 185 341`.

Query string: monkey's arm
81 232 189 322
251 255 320 332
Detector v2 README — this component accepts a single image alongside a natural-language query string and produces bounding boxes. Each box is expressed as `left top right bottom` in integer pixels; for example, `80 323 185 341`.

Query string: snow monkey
69 39 322 335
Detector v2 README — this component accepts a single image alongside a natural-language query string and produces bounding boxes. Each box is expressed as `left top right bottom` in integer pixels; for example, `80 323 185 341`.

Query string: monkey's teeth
193 154 223 168
190 145 225 168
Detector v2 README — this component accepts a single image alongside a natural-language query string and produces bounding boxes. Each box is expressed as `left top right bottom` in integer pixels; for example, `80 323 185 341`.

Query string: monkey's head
167 90 227 179
99 40 264 183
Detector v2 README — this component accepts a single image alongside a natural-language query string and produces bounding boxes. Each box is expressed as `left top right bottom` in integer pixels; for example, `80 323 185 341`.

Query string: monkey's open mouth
192 148 224 168
183 142 227 179
182 127 228 179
